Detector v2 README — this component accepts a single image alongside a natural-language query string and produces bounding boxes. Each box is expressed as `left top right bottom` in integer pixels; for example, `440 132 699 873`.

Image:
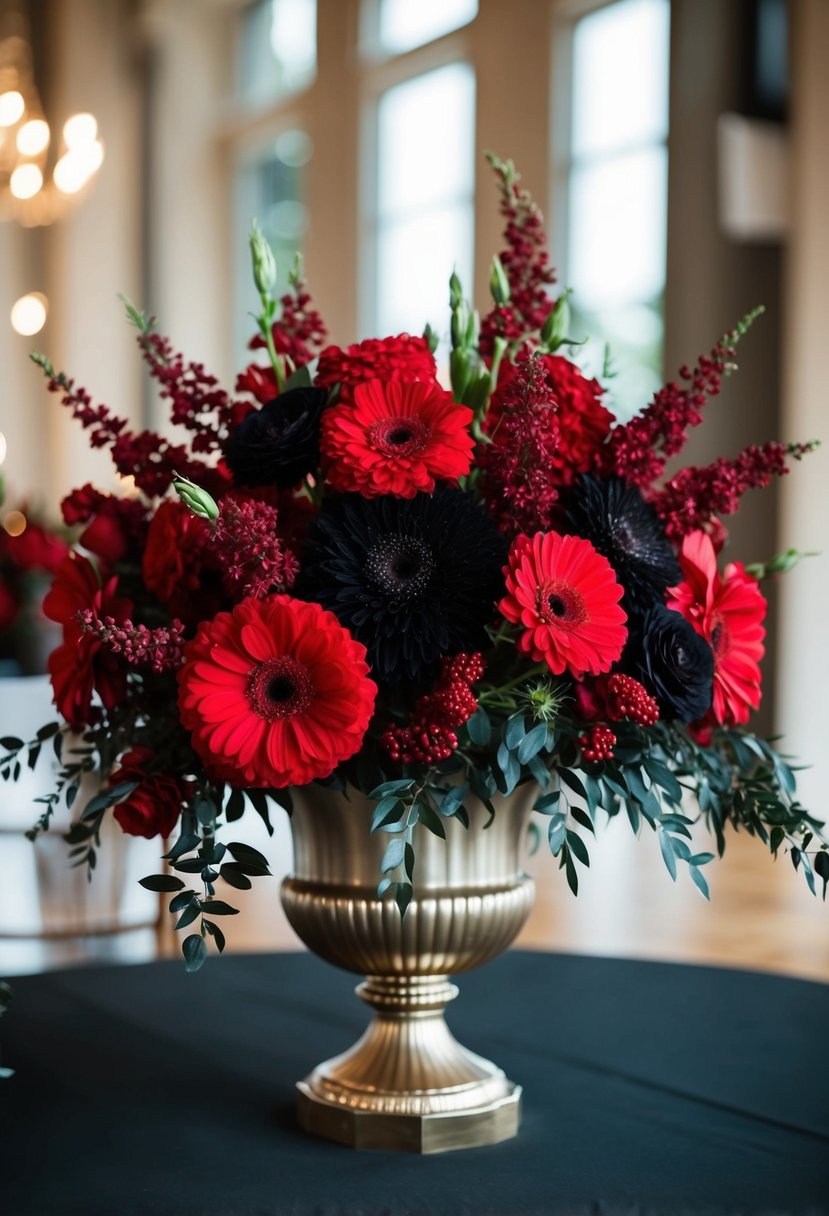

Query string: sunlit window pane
238 0 317 107
373 63 475 346
572 0 669 159
376 204 473 341
377 63 476 217
377 0 478 55
569 147 667 311
234 131 312 367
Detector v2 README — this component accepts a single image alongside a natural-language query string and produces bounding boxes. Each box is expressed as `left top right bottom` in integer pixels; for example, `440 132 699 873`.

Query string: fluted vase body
280 782 536 1153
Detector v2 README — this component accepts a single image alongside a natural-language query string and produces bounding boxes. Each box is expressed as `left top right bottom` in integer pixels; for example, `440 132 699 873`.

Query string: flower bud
541 291 571 350
173 476 219 522
250 220 277 297
422 322 439 355
489 255 510 306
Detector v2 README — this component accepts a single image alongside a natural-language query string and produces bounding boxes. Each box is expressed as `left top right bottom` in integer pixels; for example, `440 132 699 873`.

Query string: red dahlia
499 531 627 678
666 530 766 727
321 378 474 498
43 552 133 728
177 595 377 788
109 747 189 840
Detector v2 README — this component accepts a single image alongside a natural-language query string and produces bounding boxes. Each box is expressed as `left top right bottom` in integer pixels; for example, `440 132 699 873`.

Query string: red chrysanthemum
498 531 627 678
109 747 189 840
177 595 377 788
315 334 436 402
666 530 766 727
43 552 133 728
320 378 474 498
141 500 222 625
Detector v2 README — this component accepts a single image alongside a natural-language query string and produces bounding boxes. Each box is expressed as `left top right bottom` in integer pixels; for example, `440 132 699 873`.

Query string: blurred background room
0 0 827 978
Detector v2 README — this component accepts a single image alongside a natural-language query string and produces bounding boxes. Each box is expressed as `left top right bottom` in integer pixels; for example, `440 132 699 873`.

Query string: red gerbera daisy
498 531 627 678
666 530 766 726
43 551 133 728
177 595 377 788
320 378 475 499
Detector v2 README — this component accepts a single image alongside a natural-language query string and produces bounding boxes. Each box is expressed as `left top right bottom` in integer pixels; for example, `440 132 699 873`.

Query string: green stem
261 312 286 394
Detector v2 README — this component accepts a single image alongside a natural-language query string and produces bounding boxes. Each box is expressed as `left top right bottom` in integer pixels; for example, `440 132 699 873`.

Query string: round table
1 950 827 1215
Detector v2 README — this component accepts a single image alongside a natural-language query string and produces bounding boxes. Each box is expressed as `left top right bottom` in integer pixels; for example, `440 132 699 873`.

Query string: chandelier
0 2 103 227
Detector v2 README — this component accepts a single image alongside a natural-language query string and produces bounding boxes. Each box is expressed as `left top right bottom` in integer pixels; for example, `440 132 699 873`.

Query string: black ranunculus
224 387 328 488
626 604 714 723
297 487 509 685
564 475 681 612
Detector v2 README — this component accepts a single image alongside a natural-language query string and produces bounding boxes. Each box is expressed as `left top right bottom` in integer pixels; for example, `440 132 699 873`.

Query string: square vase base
296 1081 522 1154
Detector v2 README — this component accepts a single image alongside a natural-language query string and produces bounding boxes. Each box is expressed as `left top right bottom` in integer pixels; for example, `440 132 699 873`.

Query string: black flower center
365 534 435 604
537 579 587 628
548 595 567 617
247 656 314 721
369 416 430 458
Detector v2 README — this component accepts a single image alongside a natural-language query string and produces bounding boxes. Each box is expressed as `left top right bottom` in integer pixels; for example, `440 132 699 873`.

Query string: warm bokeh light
0 432 7 467
16 117 50 156
53 139 104 194
62 111 97 148
0 89 25 126
9 162 43 199
10 292 48 336
3 510 27 538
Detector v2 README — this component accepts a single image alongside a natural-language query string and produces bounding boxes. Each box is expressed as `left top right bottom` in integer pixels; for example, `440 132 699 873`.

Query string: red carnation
499 531 627 678
43 552 133 728
315 335 436 402
142 500 219 624
321 379 474 499
666 530 766 727
109 747 188 840
177 595 377 788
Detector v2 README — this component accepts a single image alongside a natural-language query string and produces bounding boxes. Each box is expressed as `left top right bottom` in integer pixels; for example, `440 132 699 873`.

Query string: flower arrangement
3 152 826 970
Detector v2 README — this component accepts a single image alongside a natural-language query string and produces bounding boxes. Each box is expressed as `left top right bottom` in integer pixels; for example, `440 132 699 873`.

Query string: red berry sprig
578 723 617 763
381 653 484 766
604 673 659 727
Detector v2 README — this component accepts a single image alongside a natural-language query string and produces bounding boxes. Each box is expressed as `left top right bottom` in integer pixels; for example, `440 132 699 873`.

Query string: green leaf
175 905 201 930
284 362 313 390
245 790 275 835
566 829 590 867
377 877 393 898
534 790 561 813
0 736 22 751
225 789 245 822
439 784 467 817
559 768 587 800
404 841 415 882
381 838 406 874
200 899 239 916
517 724 548 764
139 874 185 893
564 850 579 895
203 920 226 952
371 796 404 832
466 709 491 747
169 890 197 913
182 934 208 973
163 833 201 862
220 864 253 891
417 802 446 838
689 865 710 899
395 882 413 918
505 714 526 750
659 832 678 881
813 850 829 899
36 723 59 741
369 778 414 799
226 842 270 868
548 813 566 855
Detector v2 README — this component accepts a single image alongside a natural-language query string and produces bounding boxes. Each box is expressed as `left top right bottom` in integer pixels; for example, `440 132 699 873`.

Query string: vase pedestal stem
296 973 521 1153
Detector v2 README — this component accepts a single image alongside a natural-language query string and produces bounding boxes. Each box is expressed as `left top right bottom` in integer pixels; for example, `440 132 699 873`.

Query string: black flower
626 604 714 723
224 387 328 488
564 475 681 611
297 488 508 684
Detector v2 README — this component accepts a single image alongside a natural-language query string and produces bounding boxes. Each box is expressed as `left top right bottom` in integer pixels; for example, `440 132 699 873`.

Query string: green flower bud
250 220 277 297
173 476 219 522
449 270 463 309
541 291 571 350
489 255 510 307
422 322 439 355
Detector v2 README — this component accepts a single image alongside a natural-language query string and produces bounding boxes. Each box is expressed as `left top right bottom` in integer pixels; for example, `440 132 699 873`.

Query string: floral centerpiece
3 154 825 958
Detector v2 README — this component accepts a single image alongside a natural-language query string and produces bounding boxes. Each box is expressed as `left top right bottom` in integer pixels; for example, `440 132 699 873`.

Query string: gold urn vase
280 783 536 1153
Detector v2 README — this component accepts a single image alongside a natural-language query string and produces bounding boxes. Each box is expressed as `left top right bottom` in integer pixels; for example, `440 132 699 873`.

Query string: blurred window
559 0 670 420
233 131 313 368
237 0 317 107
374 0 478 55
372 63 476 352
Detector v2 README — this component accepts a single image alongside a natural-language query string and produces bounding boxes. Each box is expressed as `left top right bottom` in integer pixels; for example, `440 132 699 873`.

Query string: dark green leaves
183 934 208 973
139 874 185 893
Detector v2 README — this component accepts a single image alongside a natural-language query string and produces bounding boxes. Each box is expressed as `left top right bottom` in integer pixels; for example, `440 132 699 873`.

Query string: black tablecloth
1 950 827 1216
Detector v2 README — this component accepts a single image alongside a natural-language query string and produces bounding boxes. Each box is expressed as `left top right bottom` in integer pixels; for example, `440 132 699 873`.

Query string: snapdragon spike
77 611 187 673
597 314 762 487
137 330 251 455
480 153 557 356
211 496 299 600
654 441 818 541
480 352 561 536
